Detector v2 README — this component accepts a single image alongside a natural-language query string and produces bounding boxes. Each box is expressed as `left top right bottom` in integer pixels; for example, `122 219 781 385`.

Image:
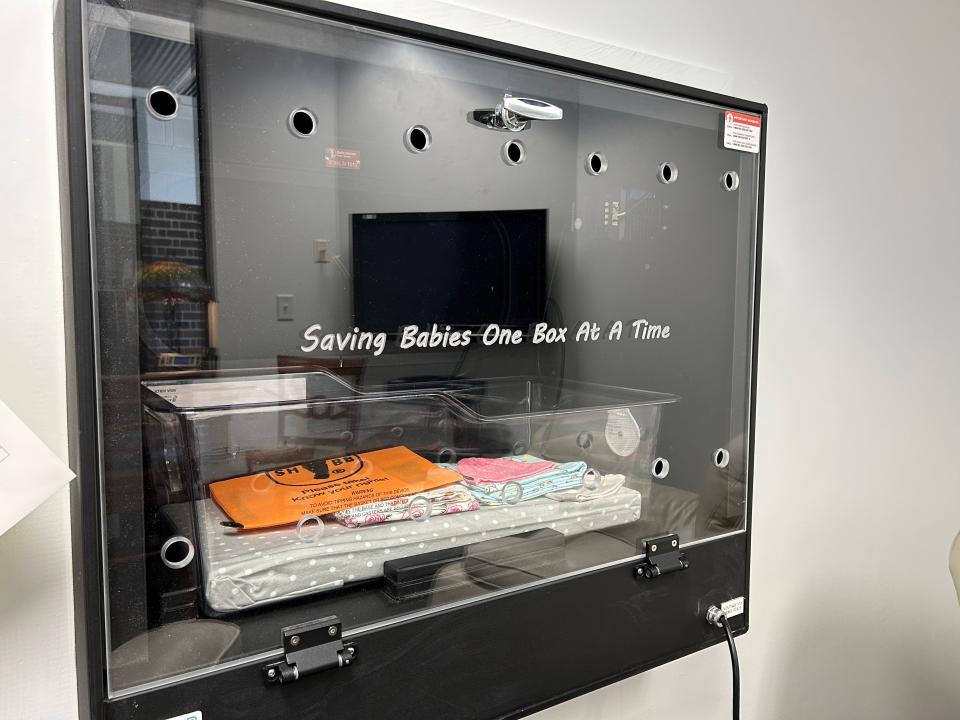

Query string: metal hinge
263 616 356 685
636 533 688 579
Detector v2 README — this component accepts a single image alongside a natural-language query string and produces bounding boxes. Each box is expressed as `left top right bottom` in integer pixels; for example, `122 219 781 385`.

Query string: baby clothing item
333 484 481 528
457 456 557 485
452 456 587 506
547 471 626 502
209 446 461 530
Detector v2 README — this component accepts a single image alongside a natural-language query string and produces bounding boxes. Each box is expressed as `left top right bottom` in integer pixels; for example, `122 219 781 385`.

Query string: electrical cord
718 613 740 720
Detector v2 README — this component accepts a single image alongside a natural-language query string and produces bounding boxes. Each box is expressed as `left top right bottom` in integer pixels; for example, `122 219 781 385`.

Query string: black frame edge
258 0 767 116
743 105 768 635
60 0 107 718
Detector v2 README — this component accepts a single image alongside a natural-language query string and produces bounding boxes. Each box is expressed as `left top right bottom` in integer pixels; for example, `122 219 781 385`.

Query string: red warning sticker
722 111 761 154
324 147 361 170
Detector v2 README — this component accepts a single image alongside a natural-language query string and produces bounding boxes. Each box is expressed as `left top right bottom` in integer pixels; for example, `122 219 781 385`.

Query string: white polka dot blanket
198 487 642 612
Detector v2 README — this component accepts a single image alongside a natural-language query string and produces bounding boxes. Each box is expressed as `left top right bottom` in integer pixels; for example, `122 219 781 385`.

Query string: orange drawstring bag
209 445 461 530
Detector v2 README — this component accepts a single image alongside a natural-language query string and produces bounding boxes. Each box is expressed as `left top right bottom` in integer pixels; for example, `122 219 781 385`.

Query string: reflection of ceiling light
473 93 564 132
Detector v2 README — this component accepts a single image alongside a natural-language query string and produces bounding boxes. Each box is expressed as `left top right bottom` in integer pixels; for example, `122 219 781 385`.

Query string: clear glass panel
84 0 759 693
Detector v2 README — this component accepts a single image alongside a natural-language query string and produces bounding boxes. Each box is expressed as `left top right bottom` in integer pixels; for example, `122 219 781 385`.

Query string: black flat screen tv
351 210 547 332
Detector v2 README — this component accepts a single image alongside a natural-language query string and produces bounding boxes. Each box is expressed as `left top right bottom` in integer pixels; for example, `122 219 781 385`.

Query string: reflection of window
131 33 200 204
126 33 211 368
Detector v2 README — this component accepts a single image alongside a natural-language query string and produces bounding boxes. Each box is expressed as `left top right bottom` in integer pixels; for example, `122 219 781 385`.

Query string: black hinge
636 533 688 579
263 616 357 685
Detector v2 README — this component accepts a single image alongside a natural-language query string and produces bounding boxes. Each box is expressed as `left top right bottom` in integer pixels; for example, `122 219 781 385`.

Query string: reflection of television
352 210 547 332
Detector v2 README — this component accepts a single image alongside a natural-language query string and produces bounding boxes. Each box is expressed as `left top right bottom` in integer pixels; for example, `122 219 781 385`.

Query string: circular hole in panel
585 151 607 176
502 482 524 505
288 107 317 137
652 457 670 479
576 431 593 450
437 447 457 464
722 170 740 191
391 426 404 438
404 125 432 153
296 515 325 543
714 448 731 469
160 536 195 570
657 162 678 184
502 140 526 166
512 441 528 455
146 86 179 120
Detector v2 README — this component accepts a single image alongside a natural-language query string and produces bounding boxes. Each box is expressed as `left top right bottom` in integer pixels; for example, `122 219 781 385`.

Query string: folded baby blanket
457 456 557 485
333 483 481 528
450 455 587 506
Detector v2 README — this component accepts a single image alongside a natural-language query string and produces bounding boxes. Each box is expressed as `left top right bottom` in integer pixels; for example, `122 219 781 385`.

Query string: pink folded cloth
456 456 557 485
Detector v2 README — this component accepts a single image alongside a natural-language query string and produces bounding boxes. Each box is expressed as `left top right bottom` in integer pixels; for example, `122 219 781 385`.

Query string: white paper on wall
0 399 75 537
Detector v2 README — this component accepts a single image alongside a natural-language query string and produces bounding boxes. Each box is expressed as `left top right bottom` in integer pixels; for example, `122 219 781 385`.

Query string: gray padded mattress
197 487 643 612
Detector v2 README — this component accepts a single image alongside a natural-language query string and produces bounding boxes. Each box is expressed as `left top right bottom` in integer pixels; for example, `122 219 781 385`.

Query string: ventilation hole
146 87 178 120
437 447 457 464
288 107 317 137
502 140 526 166
585 151 607 176
714 448 731 469
721 170 740 192
164 542 188 563
657 162 678 184
652 457 670 479
409 128 427 150
340 430 354 443
577 431 594 449
391 426 404 438
296 515 325 543
160 536 195 570
404 125 432 153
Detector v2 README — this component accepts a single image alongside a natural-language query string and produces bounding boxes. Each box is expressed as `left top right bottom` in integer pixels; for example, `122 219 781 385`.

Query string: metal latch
636 533 688 579
263 616 356 685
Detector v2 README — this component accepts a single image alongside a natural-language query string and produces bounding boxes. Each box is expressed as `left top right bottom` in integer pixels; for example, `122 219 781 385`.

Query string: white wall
4 0 960 718
0 1 78 719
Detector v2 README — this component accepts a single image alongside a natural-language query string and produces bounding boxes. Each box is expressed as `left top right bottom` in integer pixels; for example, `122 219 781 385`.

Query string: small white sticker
722 110 761 154
721 596 745 619
165 712 202 720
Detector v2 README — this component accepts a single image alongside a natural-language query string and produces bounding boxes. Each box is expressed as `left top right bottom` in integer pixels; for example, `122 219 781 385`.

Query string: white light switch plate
315 238 330 262
276 294 294 321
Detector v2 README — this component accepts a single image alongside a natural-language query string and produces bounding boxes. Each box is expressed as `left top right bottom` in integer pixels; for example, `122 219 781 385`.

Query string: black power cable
718 614 741 720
